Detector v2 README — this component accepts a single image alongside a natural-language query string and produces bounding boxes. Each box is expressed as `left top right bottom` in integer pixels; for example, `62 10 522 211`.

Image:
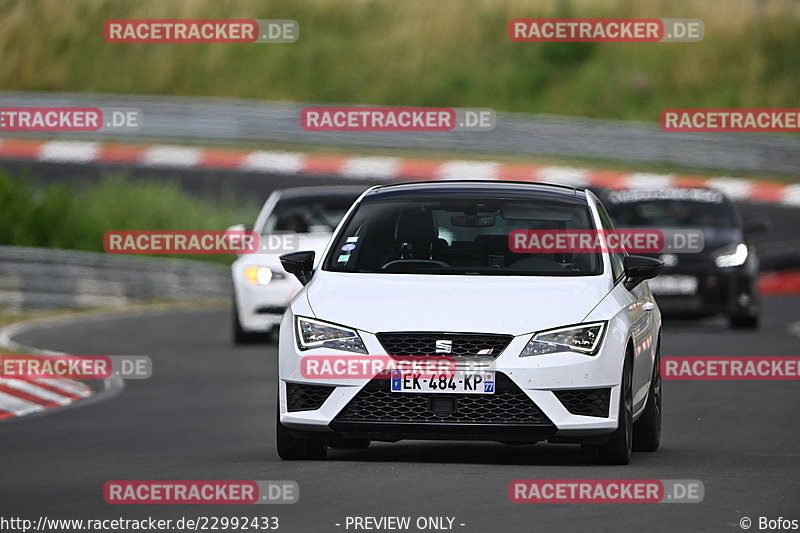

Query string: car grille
376 332 512 361
285 382 335 412
334 373 552 425
554 388 611 417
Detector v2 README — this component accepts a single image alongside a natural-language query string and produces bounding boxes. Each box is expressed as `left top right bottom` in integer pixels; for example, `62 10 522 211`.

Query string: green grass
0 170 257 264
0 0 798 121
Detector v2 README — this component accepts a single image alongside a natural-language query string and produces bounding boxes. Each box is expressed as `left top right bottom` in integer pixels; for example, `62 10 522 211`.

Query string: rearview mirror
280 251 315 286
623 255 664 291
450 215 496 227
225 224 249 256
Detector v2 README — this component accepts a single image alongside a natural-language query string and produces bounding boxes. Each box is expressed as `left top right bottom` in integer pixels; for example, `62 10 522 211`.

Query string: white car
230 186 367 344
277 181 663 464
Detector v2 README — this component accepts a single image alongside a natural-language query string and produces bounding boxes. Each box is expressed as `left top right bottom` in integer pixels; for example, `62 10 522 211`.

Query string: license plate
390 370 495 394
649 275 698 295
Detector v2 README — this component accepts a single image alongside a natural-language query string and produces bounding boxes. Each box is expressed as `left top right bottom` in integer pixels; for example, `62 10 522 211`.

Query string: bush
0 170 256 264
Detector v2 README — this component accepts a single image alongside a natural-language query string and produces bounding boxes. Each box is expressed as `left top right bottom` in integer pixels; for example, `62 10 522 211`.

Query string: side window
596 202 626 282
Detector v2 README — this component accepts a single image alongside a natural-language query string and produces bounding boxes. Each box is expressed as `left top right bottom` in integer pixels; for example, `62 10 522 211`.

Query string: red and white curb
0 377 91 419
0 318 101 421
759 270 800 295
2 138 799 206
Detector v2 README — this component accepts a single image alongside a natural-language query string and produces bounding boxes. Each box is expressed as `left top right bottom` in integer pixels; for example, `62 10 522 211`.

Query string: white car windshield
263 196 356 234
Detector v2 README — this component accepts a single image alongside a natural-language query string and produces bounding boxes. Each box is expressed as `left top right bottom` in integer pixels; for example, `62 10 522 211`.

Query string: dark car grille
376 332 512 361
554 388 611 417
286 382 335 412
334 373 552 425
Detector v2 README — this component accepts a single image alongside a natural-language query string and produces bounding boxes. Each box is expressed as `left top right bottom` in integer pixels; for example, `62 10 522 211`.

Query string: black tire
275 405 327 460
729 313 759 330
633 342 661 452
233 297 263 345
264 325 279 345
581 353 633 465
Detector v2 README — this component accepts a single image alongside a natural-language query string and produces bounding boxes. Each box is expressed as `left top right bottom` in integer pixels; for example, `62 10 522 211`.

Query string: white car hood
306 272 613 336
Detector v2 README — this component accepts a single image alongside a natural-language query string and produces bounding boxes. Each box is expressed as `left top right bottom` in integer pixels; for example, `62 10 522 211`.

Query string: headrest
395 209 437 243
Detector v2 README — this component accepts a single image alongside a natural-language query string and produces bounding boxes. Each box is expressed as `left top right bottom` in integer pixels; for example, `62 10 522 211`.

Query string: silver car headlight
295 317 368 354
714 243 748 268
520 321 607 357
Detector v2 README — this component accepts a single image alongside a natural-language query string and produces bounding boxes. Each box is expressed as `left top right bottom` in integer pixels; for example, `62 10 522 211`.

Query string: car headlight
714 243 748 268
520 322 607 357
295 317 368 354
244 266 273 285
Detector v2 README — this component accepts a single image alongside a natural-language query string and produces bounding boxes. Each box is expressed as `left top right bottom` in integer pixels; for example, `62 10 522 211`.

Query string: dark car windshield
263 196 357 234
323 197 601 276
604 189 737 229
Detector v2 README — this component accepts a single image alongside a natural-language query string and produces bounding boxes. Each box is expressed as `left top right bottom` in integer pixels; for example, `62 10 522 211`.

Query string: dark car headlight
295 316 368 354
521 322 607 357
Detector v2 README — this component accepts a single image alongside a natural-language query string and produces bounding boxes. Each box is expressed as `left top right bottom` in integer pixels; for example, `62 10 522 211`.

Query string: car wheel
729 313 759 330
275 405 327 460
233 296 263 345
633 342 661 452
581 353 633 465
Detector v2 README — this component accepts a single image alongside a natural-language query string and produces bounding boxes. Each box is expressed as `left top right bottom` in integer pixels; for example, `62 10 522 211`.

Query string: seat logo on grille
435 340 453 353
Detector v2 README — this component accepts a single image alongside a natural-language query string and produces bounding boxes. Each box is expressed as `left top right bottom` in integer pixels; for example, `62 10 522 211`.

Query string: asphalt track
0 295 798 532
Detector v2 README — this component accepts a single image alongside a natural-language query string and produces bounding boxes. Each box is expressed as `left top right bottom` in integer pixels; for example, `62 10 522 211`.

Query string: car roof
362 180 587 204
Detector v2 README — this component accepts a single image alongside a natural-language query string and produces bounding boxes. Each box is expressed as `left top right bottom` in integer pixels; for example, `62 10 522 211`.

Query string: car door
597 201 656 411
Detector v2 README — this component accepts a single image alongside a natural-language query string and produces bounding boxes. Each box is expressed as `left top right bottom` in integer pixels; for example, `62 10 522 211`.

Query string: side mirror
280 251 315 286
225 224 247 256
744 215 770 235
623 255 664 291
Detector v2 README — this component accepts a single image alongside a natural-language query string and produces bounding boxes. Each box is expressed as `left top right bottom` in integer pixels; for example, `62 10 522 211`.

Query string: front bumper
278 315 630 443
234 277 300 332
651 264 758 316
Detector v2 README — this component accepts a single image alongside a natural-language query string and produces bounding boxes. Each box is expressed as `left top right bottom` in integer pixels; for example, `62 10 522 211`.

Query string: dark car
601 187 766 329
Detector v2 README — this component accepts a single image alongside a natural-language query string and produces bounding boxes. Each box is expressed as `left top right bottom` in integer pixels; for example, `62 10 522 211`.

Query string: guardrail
0 246 230 311
2 91 799 175
1 242 797 312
